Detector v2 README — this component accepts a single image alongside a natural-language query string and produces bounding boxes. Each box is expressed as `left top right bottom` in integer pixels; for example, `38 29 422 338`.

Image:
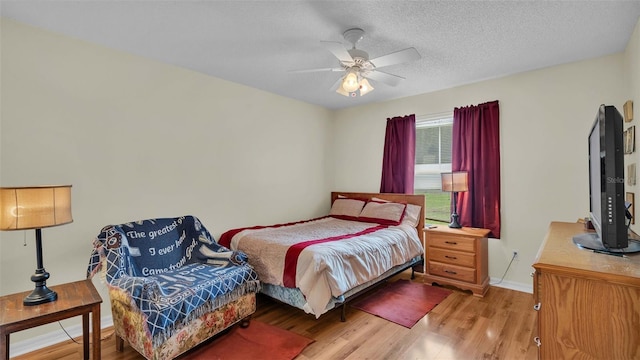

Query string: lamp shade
335 85 350 97
0 185 73 230
441 172 469 192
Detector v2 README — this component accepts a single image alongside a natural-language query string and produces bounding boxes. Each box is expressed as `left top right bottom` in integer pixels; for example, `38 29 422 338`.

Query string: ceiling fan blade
364 70 405 87
289 67 344 74
321 41 354 64
369 47 421 69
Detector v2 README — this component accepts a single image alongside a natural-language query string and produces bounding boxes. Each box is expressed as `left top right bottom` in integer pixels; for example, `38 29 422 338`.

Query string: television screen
573 105 640 254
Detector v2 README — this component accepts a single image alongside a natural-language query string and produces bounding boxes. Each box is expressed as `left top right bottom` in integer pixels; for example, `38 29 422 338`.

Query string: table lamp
441 172 468 228
0 185 72 305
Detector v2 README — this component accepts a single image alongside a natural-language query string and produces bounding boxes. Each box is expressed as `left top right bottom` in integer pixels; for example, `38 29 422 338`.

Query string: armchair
87 215 260 359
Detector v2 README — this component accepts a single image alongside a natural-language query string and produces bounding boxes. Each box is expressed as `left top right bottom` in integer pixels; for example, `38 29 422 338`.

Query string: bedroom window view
414 115 453 223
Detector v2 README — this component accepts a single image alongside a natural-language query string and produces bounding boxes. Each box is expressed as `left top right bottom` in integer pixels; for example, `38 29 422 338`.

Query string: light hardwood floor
14 271 538 359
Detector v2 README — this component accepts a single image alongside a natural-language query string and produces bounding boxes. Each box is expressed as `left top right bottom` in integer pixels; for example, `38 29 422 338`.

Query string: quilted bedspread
219 217 423 317
87 216 260 341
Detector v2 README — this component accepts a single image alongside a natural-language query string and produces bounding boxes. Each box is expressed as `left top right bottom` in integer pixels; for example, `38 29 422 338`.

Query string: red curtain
452 101 501 238
380 114 416 194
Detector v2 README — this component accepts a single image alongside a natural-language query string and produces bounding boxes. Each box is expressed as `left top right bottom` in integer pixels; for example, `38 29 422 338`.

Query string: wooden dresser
532 222 640 359
423 226 490 296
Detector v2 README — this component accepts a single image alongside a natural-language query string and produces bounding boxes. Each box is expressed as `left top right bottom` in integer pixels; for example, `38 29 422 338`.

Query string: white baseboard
490 277 533 294
10 315 113 358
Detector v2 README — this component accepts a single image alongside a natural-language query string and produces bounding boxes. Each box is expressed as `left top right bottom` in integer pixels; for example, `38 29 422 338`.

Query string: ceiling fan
291 28 421 97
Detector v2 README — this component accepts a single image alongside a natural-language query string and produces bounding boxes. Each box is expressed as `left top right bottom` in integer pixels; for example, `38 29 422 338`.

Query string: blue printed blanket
87 215 260 342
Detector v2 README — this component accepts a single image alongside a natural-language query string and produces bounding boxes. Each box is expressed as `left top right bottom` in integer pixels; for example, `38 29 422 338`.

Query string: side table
0 279 102 360
423 226 490 296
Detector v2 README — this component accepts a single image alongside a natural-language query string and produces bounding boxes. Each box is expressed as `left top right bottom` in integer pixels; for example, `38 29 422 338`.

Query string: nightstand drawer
429 234 476 252
428 261 476 283
429 247 475 267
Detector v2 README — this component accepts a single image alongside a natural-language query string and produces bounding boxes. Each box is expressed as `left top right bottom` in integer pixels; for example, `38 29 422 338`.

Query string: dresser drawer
428 261 476 283
429 234 476 252
429 247 475 267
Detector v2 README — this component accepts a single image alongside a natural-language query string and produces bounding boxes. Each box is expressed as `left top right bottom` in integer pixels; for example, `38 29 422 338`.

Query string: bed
219 192 425 320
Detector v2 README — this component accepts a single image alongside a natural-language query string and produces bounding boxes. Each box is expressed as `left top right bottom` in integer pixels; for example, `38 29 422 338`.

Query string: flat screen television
573 104 640 254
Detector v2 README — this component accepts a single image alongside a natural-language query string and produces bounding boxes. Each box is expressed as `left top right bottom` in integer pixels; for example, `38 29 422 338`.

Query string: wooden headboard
331 192 426 243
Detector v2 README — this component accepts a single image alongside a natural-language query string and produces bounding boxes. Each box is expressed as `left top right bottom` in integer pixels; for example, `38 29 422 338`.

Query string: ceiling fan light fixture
341 71 360 92
336 71 374 97
359 78 374 96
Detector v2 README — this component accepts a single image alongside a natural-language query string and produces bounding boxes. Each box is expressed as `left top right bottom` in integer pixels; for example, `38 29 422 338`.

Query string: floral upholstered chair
87 215 260 360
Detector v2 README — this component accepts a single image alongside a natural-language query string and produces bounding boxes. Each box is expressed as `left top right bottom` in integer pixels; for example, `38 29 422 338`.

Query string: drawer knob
445 255 458 260
533 303 541 311
530 271 535 277
444 270 458 275
534 337 541 347
445 241 458 245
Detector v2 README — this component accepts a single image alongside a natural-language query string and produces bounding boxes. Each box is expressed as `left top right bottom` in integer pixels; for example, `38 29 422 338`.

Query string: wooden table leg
1 332 8 360
92 304 101 360
83 313 89 360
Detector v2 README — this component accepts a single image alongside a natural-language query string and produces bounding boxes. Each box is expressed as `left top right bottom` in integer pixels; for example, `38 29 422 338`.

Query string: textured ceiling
2 1 640 110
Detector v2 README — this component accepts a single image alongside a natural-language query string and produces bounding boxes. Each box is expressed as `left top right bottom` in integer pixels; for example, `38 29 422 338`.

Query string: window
414 113 453 223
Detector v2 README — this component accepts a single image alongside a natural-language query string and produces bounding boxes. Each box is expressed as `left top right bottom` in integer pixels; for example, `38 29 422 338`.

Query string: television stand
572 232 640 254
534 222 640 359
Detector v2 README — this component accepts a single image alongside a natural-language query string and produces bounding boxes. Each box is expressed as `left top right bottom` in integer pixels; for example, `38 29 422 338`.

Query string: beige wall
0 18 334 345
332 53 628 289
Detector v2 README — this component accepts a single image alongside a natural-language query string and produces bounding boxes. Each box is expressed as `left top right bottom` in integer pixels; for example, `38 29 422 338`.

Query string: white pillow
371 197 422 227
401 204 422 227
329 198 366 220
358 201 407 225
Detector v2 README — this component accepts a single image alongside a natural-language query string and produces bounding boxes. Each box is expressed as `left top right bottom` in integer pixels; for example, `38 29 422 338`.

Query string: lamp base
449 213 462 229
23 285 57 306
24 267 57 306
23 228 58 306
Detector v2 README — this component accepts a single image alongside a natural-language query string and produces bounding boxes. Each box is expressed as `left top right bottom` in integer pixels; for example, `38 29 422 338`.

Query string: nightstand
423 226 490 296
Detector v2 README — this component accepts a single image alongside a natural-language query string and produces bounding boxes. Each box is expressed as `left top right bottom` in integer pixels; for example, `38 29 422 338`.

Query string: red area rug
351 279 452 328
181 320 314 360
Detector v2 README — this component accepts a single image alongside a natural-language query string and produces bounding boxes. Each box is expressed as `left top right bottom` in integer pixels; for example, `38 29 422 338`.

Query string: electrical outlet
512 249 519 260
